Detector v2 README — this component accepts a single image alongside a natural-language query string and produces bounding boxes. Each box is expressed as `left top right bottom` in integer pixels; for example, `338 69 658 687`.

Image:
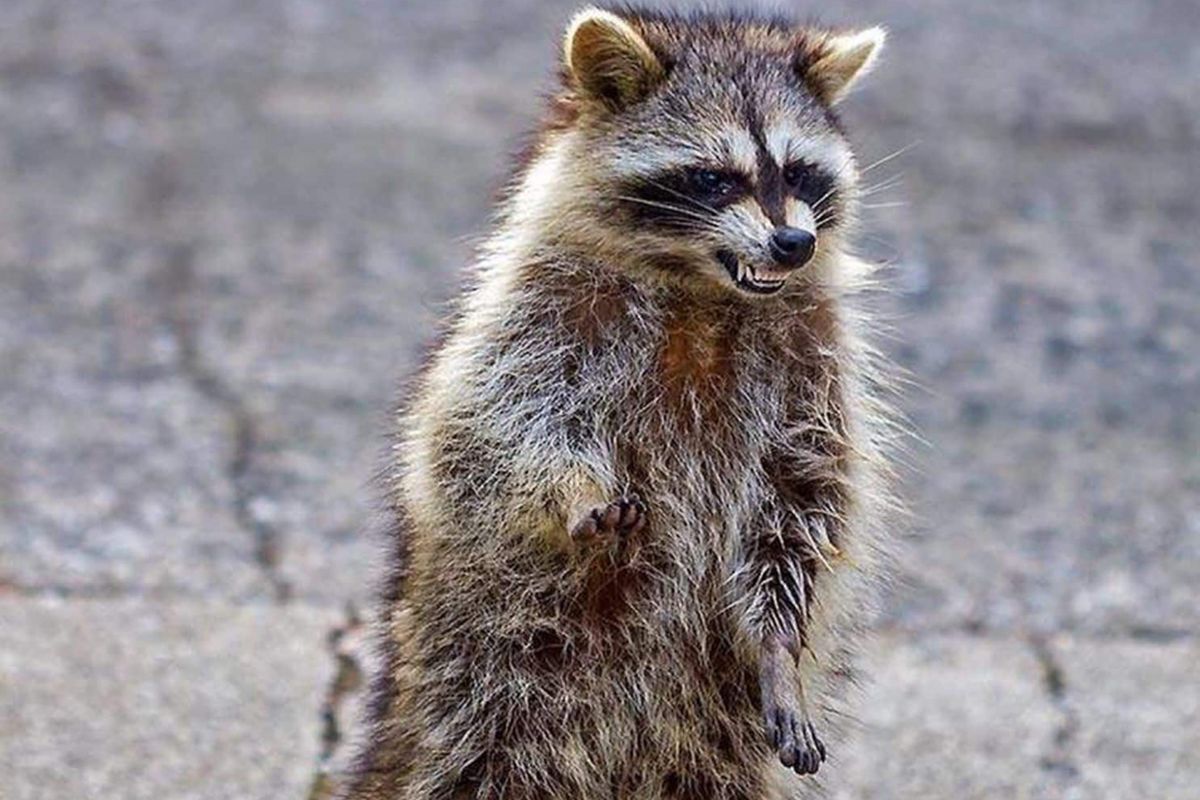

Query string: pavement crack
1029 634 1080 785
162 240 292 604
0 578 145 600
308 606 366 800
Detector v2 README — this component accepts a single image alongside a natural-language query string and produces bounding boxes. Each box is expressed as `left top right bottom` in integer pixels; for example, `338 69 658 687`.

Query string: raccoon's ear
564 8 665 111
804 27 886 105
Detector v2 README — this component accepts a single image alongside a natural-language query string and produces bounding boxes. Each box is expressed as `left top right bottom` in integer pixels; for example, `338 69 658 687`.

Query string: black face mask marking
785 161 839 229
744 117 841 230
617 169 748 231
614 96 845 242
748 128 789 227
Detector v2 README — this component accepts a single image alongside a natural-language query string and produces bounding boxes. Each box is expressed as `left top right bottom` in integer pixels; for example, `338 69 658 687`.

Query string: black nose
769 227 816 267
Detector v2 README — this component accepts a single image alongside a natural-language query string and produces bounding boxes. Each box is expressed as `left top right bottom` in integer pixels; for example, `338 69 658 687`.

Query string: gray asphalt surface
1 1 1197 797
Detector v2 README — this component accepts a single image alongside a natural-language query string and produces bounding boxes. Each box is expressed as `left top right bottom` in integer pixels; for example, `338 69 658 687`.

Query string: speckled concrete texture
0 1 1195 796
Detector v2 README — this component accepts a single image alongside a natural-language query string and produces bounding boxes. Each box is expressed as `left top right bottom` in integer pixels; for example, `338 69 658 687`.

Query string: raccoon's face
556 8 884 297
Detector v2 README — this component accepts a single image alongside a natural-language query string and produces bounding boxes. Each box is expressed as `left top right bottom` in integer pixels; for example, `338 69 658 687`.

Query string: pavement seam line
1028 634 1081 787
162 239 293 604
307 605 366 800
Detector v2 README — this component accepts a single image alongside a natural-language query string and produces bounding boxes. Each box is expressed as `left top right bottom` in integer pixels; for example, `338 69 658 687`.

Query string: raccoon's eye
783 162 809 189
687 168 738 201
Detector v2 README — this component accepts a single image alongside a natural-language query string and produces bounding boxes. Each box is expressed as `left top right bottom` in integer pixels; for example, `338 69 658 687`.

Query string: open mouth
716 250 786 295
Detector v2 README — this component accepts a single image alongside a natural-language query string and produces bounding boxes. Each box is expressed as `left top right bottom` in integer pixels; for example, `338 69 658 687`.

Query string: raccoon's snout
769 227 816 268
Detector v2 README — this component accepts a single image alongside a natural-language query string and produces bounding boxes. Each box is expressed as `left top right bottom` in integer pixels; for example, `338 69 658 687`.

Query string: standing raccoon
343 7 900 799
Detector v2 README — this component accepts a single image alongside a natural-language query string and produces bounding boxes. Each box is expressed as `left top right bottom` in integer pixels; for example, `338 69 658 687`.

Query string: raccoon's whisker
808 186 840 216
813 206 845 229
614 195 714 224
811 195 840 222
858 175 904 197
858 141 919 175
812 212 837 229
636 177 721 216
859 184 903 199
615 195 707 218
860 201 906 210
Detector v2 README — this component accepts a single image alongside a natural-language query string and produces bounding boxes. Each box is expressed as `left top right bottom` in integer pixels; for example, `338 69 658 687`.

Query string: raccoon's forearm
404 365 618 533
742 518 819 648
527 460 619 546
742 469 849 647
415 430 616 548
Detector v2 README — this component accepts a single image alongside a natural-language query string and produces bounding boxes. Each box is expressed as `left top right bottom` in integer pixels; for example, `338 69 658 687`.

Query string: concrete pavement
1 0 1196 796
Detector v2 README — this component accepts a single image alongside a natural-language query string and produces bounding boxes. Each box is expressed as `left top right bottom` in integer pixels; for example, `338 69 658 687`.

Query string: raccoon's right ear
564 8 665 111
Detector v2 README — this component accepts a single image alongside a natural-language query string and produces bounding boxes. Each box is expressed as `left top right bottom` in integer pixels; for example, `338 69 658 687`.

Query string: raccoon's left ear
564 8 666 111
803 27 886 105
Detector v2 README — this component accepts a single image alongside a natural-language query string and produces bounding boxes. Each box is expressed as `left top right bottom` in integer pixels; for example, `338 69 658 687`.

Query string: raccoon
341 6 898 799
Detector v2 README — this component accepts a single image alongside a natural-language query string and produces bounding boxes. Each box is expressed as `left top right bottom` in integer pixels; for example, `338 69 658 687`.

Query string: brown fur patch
658 302 739 410
577 559 641 629
559 273 631 347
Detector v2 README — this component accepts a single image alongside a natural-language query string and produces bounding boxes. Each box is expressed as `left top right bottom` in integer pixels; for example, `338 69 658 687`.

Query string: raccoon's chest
617 320 787 522
562 292 792 505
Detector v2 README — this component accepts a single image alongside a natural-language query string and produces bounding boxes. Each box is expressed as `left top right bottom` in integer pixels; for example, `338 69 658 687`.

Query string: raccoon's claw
571 494 647 541
763 695 826 776
760 640 826 776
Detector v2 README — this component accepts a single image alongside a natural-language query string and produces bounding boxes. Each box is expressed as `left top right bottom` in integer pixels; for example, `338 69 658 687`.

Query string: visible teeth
737 260 747 282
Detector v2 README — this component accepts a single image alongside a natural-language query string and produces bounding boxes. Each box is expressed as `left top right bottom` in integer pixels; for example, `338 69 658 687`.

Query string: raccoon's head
526 7 884 297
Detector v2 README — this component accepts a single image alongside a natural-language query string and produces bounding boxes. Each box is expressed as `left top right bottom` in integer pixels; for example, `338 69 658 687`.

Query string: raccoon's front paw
762 698 826 776
570 494 647 541
759 641 826 776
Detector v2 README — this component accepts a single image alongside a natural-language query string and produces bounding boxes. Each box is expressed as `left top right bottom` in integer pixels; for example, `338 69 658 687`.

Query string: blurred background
0 0 1196 798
